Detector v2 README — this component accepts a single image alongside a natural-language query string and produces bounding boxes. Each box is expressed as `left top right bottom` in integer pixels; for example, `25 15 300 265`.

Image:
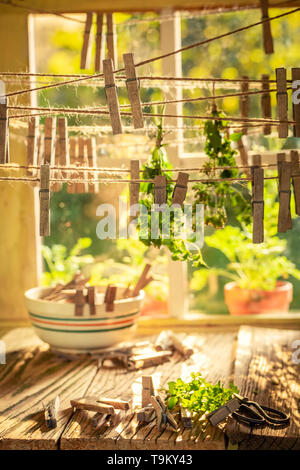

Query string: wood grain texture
39 164 50 237
225 326 300 450
291 150 300 216
80 12 93 70
261 74 271 134
95 13 103 73
292 68 300 137
278 159 292 232
260 0 274 54
103 58 122 135
240 76 249 135
276 68 288 138
123 53 144 129
252 167 264 244
0 98 8 164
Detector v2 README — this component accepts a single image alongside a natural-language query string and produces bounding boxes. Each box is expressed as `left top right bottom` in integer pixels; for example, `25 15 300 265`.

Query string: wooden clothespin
237 137 251 178
43 116 56 166
278 160 292 233
39 164 50 237
27 116 39 167
137 405 155 423
142 375 155 408
132 264 153 297
180 407 193 429
167 331 194 358
58 117 70 173
104 285 117 312
130 351 172 369
52 122 62 192
95 13 104 72
276 67 288 138
123 53 144 129
130 159 140 208
277 153 292 230
80 12 93 69
240 76 249 135
292 68 300 137
154 175 167 205
70 397 115 415
154 330 173 351
87 286 96 316
0 83 8 164
67 137 77 194
106 13 117 69
260 0 274 54
172 172 189 206
252 166 264 244
76 137 87 193
74 288 86 316
86 137 99 193
291 150 300 216
103 58 122 135
44 396 60 429
261 74 271 135
150 395 178 431
97 397 130 410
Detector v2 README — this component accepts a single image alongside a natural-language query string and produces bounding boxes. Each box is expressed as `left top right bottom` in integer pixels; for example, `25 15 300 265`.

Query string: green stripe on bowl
29 311 139 321
31 322 135 333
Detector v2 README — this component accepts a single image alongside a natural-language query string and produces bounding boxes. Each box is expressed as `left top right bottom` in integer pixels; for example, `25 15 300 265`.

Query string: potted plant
191 225 300 315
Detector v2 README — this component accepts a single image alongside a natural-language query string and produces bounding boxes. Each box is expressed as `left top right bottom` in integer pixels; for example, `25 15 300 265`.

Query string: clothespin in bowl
292 68 300 137
291 150 300 216
172 172 189 206
132 264 153 297
260 0 274 54
123 53 144 129
104 285 117 312
0 80 9 164
39 164 50 237
276 68 288 138
103 58 122 135
252 166 264 244
87 286 96 316
80 12 93 70
74 288 86 316
261 74 272 135
278 159 292 233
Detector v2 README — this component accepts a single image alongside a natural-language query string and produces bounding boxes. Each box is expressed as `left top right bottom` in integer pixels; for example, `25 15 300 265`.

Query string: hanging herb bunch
193 108 252 229
137 115 206 267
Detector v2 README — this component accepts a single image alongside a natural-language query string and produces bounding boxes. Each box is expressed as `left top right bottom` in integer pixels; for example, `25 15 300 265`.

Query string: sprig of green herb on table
166 373 239 414
193 108 252 229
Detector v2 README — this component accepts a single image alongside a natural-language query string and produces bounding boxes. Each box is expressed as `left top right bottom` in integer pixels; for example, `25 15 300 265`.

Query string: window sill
137 312 300 335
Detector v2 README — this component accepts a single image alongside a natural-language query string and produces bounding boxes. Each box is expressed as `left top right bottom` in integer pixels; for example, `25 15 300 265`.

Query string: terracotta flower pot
224 281 293 315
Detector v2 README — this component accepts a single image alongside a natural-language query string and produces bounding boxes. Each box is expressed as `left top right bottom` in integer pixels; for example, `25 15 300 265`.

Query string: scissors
207 393 290 428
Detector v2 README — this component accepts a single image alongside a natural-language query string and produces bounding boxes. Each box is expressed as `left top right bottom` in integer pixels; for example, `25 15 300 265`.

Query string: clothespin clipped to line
292 68 300 137
0 80 9 164
103 58 123 135
172 172 189 206
260 0 274 55
39 164 50 237
67 137 77 194
43 396 60 429
252 165 264 244
86 137 99 193
26 116 39 182
80 13 117 71
277 155 292 233
130 159 140 208
43 116 56 167
291 150 300 216
104 285 117 312
123 53 144 129
276 67 288 138
154 175 167 205
261 74 272 135
76 137 88 193
240 76 249 135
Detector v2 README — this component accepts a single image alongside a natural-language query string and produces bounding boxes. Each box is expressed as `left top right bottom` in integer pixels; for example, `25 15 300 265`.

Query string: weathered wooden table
0 326 299 450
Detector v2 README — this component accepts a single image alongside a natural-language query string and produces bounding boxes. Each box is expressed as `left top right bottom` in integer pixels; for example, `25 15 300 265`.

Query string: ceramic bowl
24 286 144 353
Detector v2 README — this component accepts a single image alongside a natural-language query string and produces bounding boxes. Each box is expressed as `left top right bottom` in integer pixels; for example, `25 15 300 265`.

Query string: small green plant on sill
193 108 252 229
191 225 300 292
41 237 94 286
166 373 239 414
138 115 206 267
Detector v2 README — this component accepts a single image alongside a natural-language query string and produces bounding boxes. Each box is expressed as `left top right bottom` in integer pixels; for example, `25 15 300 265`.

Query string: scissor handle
247 400 290 426
232 403 265 426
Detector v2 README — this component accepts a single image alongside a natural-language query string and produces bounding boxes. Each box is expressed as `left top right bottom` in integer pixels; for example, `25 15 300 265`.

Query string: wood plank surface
225 326 300 450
